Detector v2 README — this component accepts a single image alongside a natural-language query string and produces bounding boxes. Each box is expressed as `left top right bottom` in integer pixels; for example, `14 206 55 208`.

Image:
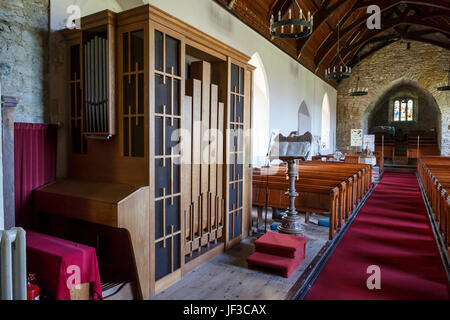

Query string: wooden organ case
36 5 254 299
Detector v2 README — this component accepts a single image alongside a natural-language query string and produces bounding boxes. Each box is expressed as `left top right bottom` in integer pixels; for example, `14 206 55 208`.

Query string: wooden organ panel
151 28 184 286
228 63 246 245
183 62 226 258
121 29 145 157
68 37 87 154
58 5 253 298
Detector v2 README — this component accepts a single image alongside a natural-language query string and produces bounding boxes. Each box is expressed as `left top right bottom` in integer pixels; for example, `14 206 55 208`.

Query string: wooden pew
252 162 371 239
344 153 384 176
407 131 440 160
417 156 450 254
375 134 395 161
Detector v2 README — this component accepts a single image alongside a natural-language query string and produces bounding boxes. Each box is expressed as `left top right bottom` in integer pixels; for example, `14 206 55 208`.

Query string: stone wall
336 41 450 155
0 0 49 123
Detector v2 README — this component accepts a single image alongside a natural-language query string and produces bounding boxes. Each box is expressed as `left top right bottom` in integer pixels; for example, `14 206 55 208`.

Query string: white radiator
0 228 26 300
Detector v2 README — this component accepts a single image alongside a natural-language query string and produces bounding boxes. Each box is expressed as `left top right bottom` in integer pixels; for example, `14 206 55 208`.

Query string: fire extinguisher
27 273 40 300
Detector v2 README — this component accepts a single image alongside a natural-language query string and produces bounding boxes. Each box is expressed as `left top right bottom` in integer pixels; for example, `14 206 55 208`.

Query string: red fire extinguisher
27 273 40 300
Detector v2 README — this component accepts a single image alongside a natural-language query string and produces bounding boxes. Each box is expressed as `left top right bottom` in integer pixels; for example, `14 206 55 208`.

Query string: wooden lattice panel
68 41 87 154
121 29 145 157
153 29 183 282
228 63 245 242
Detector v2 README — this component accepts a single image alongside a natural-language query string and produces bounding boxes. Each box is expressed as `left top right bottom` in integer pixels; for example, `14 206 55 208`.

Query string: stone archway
298 100 311 135
362 77 442 150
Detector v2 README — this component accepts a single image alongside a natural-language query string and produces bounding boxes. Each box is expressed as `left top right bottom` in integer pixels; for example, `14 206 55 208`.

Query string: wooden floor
150 213 328 300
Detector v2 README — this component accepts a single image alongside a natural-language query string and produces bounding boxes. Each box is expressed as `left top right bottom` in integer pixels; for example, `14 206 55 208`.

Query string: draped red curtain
14 123 58 228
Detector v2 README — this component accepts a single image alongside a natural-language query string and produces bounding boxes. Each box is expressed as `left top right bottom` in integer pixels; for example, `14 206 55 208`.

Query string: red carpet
306 172 450 300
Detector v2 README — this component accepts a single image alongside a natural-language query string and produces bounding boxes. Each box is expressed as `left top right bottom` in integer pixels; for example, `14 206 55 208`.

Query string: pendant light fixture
437 56 450 91
325 12 351 82
349 52 368 96
270 0 313 39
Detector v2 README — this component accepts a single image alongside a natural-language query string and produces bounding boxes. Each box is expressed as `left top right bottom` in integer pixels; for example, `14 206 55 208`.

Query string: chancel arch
363 78 442 154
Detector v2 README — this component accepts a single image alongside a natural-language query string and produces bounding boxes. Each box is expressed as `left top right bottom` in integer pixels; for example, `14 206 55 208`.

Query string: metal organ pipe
84 35 109 135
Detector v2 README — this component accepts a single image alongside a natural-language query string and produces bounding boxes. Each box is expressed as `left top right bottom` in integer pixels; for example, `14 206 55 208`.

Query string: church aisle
305 172 450 300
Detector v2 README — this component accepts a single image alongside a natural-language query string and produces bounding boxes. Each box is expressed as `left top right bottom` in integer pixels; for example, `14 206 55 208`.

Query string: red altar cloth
26 231 102 300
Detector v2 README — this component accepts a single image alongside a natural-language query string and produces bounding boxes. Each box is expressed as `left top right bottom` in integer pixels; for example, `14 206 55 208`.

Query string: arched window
249 53 270 167
321 94 331 152
298 101 311 135
394 99 414 122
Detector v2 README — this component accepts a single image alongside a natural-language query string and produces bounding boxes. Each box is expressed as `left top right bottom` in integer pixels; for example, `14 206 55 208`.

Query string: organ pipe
84 36 109 134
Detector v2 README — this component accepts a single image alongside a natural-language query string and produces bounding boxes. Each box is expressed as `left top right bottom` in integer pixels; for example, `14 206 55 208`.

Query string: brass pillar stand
278 158 304 236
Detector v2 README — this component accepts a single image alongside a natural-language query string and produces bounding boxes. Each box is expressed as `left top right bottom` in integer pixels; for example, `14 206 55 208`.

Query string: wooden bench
375 134 395 161
407 132 440 159
417 156 450 254
252 162 371 239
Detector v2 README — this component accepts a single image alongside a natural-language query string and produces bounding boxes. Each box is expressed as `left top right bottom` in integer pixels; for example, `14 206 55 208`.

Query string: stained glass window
407 99 413 121
400 101 407 121
394 100 400 121
394 99 414 122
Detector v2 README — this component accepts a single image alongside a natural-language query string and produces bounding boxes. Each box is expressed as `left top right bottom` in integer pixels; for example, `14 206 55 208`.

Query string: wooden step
247 252 303 278
254 231 307 259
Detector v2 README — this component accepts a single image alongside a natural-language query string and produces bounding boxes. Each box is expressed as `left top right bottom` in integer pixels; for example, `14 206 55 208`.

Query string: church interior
0 0 449 302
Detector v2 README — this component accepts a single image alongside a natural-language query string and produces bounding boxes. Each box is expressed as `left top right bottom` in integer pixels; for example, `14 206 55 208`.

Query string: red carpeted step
254 232 307 259
246 252 303 278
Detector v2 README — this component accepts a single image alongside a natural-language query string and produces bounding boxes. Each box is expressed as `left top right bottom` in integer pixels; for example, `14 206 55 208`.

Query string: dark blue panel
236 95 243 123
165 118 180 156
155 199 163 239
155 117 163 156
131 116 144 157
155 31 163 72
234 210 242 238
231 64 239 90
155 75 171 114
239 67 245 94
173 79 180 116
165 35 180 75
228 212 233 240
166 196 181 233
229 183 237 209
239 181 243 208
230 93 235 122
130 30 144 72
155 159 169 198
123 33 129 73
155 240 170 281
124 74 136 114
155 234 180 281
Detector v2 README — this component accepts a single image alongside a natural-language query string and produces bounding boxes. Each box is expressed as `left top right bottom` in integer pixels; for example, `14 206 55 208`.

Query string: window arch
249 52 270 167
394 99 414 122
298 101 311 135
321 93 331 152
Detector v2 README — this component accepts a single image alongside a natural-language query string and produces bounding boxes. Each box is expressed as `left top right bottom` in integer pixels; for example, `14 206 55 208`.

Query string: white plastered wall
50 0 337 168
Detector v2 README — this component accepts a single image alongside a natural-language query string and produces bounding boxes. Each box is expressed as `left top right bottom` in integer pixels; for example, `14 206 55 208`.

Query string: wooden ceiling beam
296 0 350 59
327 16 450 67
269 0 295 20
227 0 238 9
314 0 450 70
347 33 450 68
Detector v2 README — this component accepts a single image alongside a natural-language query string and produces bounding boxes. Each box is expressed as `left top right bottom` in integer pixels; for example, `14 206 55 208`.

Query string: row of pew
252 162 372 240
407 132 440 160
417 156 450 254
